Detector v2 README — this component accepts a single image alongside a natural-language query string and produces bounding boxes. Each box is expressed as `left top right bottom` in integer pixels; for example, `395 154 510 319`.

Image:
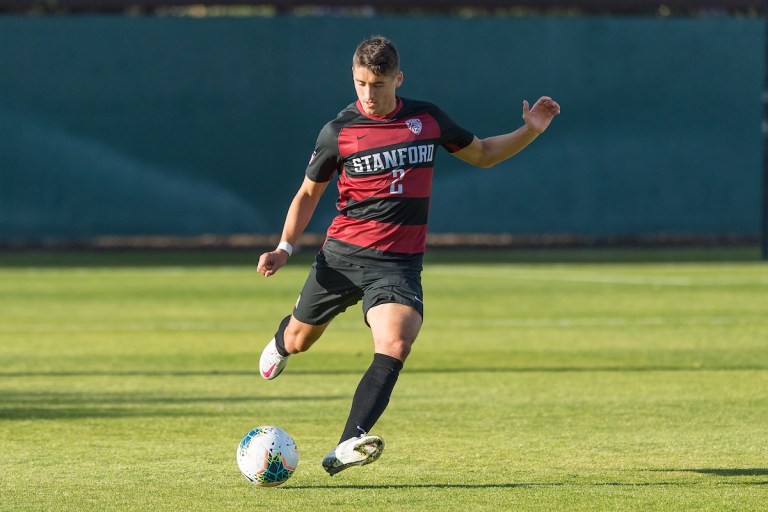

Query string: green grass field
1 249 766 511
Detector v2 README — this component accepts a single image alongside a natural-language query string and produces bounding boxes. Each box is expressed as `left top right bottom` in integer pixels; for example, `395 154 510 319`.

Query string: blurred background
0 0 765 255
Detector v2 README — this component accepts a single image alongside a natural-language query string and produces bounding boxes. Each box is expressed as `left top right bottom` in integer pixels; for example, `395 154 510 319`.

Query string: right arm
257 176 329 277
451 97 560 168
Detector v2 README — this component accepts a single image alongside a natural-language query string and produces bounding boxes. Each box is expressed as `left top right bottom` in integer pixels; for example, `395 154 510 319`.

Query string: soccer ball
236 426 299 487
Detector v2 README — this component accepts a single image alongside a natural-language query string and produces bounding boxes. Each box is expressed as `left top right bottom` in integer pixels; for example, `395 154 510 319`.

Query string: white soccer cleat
259 338 289 380
322 434 385 476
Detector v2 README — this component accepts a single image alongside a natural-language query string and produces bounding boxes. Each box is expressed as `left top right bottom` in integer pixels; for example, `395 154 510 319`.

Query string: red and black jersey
306 97 474 261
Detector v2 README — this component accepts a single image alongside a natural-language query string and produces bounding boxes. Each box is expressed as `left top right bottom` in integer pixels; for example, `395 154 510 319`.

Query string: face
352 66 403 117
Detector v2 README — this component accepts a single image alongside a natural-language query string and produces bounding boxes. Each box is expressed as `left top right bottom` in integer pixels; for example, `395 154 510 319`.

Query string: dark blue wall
0 16 763 241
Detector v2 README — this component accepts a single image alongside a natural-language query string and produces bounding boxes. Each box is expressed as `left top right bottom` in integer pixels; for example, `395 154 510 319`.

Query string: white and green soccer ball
236 426 299 487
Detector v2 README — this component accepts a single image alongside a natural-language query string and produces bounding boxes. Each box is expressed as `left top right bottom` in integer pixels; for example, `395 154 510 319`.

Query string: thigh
366 302 422 362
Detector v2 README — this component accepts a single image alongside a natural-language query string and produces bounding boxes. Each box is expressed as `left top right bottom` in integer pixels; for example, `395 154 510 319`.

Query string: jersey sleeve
430 106 475 153
305 121 341 183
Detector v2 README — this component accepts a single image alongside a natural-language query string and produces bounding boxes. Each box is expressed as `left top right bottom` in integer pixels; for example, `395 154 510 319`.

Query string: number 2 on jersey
390 168 404 195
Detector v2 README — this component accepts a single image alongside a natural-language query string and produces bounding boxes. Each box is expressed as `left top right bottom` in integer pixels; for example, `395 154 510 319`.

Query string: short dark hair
352 35 400 76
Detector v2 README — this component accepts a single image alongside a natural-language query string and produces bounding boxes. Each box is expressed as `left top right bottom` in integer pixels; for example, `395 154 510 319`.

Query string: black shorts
292 250 424 326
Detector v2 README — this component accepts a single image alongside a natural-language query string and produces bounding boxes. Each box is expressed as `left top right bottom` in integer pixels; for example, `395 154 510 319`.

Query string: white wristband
276 241 293 257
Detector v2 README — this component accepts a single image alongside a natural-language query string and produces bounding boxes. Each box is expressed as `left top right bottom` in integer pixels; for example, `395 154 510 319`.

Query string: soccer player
257 35 560 476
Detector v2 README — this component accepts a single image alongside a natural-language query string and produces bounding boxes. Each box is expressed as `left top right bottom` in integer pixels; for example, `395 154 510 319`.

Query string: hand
257 250 290 277
522 96 561 135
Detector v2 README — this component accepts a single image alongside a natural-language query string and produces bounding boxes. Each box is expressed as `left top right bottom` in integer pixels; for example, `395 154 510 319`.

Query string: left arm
452 96 560 168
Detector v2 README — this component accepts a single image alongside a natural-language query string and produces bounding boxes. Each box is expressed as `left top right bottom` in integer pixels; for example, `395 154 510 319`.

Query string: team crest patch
405 118 422 135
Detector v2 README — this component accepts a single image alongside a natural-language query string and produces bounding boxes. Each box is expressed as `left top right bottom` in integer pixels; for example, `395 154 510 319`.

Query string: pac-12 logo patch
405 118 422 135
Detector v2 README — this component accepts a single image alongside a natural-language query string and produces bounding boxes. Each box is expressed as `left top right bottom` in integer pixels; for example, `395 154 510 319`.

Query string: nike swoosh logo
413 296 424 304
356 134 368 140
262 362 277 378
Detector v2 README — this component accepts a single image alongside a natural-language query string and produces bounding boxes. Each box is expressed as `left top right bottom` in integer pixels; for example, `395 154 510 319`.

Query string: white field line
428 317 760 328
0 316 765 333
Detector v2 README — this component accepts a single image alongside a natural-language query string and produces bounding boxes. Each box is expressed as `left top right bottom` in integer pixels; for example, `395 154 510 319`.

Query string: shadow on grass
293 469 768 490
0 370 265 377
289 481 768 490
689 469 768 477
650 468 768 477
0 392 346 420
290 483 551 489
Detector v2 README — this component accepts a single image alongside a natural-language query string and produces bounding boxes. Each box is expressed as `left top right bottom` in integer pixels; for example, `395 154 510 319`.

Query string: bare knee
284 325 312 354
283 317 327 354
375 337 413 362
368 303 421 362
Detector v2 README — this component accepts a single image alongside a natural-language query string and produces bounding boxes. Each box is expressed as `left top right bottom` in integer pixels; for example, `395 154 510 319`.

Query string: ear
396 71 404 88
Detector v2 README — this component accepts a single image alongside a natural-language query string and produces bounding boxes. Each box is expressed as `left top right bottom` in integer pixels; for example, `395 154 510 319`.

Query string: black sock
339 353 404 443
273 315 291 357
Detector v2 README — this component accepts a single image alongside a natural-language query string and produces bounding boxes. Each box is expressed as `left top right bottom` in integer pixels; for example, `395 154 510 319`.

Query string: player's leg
270 313 331 356
260 251 364 380
340 303 421 440
322 303 422 475
259 315 328 380
369 302 422 359
322 270 423 476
